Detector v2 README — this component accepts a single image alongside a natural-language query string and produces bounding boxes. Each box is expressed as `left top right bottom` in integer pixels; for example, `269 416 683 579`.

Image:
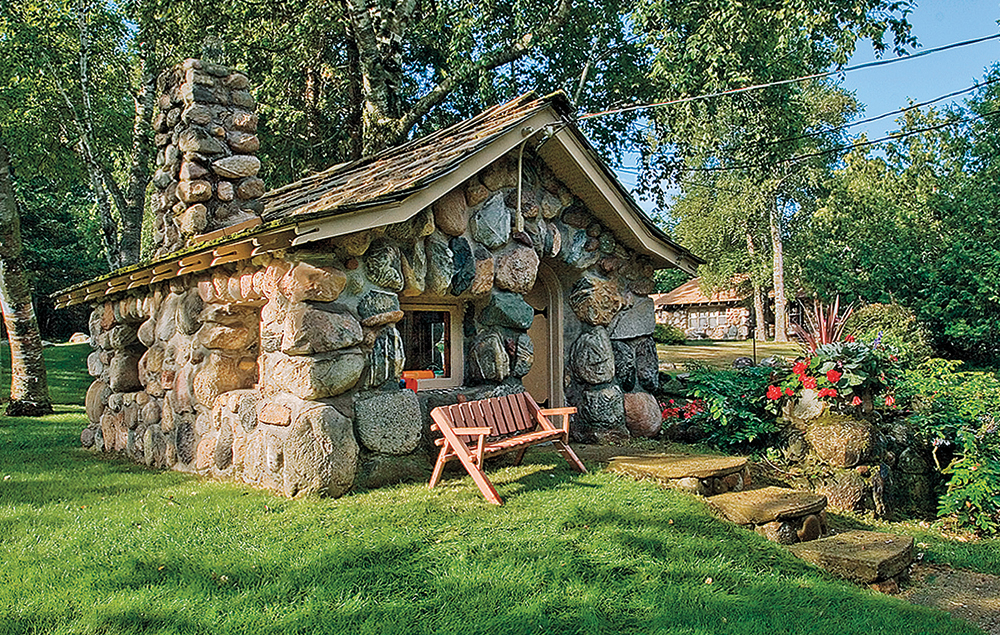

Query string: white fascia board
538 128 700 275
291 109 564 247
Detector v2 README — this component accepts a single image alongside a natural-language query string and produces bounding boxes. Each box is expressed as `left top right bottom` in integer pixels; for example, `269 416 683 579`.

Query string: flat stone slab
707 486 826 525
789 530 914 583
607 454 747 480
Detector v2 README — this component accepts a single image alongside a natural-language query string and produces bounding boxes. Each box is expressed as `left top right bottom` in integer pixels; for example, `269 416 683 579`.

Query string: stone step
707 486 829 544
606 453 750 495
789 530 914 586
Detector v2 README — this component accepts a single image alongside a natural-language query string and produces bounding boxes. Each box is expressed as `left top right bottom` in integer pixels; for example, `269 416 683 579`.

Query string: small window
399 303 464 389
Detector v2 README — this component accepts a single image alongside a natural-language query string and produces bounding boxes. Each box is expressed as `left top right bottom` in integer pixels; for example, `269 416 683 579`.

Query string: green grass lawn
0 342 93 406
658 340 803 370
0 342 993 634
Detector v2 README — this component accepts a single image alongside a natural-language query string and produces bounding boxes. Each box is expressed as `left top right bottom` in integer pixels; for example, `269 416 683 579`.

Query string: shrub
844 303 934 367
683 366 778 450
900 359 1000 535
653 323 686 345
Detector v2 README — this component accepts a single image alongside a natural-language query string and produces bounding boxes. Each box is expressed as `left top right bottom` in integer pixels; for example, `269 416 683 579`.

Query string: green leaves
683 366 778 450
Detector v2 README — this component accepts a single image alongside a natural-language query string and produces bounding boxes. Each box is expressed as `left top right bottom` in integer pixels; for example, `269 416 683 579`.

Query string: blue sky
622 1 1000 209
844 0 1000 139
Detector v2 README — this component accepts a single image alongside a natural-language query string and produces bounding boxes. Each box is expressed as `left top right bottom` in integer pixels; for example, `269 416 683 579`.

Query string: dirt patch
903 563 1000 634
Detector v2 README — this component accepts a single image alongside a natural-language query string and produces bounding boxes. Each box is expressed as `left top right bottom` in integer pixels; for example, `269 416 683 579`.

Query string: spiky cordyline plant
792 296 854 354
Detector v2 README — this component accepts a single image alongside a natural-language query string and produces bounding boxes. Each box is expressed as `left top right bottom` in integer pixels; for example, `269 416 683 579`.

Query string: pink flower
851 395 862 406
885 395 895 407
826 369 842 384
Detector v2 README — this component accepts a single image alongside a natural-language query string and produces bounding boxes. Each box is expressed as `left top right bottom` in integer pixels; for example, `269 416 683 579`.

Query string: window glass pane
400 310 450 377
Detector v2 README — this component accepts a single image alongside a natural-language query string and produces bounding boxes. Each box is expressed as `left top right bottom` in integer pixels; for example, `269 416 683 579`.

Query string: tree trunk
770 196 789 342
116 51 156 267
746 230 767 340
0 135 52 416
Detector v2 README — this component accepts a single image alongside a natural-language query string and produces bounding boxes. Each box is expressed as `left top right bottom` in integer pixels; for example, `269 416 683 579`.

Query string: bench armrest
540 407 577 416
539 407 577 435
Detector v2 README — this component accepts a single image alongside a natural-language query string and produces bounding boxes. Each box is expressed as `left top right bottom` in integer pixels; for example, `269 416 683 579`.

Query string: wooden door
523 272 552 407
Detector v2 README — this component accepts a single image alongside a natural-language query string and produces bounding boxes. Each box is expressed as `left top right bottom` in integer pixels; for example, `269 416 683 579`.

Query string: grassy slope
658 341 803 370
0 343 991 634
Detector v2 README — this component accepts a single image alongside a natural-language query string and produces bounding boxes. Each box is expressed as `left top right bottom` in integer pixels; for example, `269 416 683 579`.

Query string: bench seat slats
484 429 562 452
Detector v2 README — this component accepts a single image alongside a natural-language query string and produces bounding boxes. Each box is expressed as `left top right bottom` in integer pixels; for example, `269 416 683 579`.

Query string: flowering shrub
661 398 705 421
765 340 900 414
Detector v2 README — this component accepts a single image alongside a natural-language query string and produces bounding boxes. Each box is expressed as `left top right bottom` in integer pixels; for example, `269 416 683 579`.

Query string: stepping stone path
790 530 914 590
707 485 829 545
607 454 751 496
599 450 913 592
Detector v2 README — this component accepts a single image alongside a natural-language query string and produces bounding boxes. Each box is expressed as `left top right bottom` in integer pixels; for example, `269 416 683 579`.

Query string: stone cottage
654 277 750 340
55 59 701 498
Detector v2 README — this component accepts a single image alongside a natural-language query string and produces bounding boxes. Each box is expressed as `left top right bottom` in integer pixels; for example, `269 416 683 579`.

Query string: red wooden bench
428 392 587 505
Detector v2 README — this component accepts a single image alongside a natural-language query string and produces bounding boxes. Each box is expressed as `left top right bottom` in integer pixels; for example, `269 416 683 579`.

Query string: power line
578 32 1000 121
685 109 993 173
760 77 1000 149
612 105 997 178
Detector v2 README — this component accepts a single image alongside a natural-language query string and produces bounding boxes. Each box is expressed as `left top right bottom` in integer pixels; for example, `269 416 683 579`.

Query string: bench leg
428 445 450 489
513 446 529 466
457 452 503 505
428 441 504 505
553 440 587 474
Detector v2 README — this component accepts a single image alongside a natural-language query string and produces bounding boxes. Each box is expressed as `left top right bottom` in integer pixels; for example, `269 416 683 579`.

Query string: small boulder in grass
732 356 754 369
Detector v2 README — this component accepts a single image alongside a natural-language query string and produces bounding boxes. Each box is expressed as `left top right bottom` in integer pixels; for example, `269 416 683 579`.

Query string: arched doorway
523 263 564 407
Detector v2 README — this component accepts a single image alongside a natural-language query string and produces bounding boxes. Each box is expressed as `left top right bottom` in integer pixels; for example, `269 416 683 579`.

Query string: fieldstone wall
777 392 940 517
81 148 666 497
151 59 263 257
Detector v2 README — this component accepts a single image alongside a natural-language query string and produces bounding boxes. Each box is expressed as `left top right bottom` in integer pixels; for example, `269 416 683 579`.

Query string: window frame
398 301 464 390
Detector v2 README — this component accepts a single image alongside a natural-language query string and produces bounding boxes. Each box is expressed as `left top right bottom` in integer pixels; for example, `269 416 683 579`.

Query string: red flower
826 369 842 384
845 334 855 342
851 395 862 406
792 360 809 375
884 395 895 407
801 376 817 390
818 388 838 399
766 385 783 400
784 388 795 397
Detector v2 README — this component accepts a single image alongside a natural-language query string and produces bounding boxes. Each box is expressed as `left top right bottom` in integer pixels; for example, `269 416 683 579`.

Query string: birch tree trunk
770 196 789 342
0 135 52 417
746 231 767 340
50 0 154 269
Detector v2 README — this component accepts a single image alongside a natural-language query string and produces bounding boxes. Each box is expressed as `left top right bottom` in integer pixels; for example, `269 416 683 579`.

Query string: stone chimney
151 58 264 257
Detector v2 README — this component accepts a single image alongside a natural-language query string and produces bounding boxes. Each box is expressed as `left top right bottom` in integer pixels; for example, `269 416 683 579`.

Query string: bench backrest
437 392 541 437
